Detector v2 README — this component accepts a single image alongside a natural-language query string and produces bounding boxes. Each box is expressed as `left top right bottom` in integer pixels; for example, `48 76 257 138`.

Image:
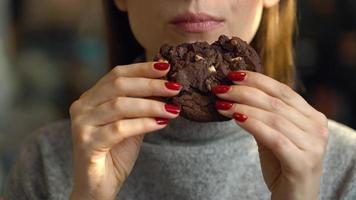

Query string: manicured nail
154 62 170 71
165 82 182 90
155 118 169 125
233 112 248 122
228 71 246 82
215 101 234 110
165 104 181 114
212 85 231 94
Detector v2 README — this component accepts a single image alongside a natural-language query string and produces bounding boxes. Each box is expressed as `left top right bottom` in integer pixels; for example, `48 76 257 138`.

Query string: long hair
103 0 296 87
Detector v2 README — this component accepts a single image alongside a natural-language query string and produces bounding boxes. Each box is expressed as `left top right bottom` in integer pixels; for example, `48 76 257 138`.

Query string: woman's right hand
69 62 181 200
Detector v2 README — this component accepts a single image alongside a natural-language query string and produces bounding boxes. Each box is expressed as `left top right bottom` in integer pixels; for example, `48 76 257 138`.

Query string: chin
171 31 232 44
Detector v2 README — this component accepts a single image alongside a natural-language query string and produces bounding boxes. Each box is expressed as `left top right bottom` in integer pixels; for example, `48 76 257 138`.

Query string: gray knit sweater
4 118 356 200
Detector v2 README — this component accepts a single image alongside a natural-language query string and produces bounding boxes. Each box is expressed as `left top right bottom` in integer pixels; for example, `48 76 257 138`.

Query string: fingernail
165 104 181 114
233 112 248 122
155 118 170 125
228 71 246 81
165 82 182 91
154 62 170 71
212 85 231 94
215 101 234 110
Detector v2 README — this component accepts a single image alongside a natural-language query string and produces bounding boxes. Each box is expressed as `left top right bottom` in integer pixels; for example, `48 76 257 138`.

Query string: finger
82 97 180 126
91 117 169 148
104 61 170 83
216 101 308 150
213 85 319 133
79 61 171 100
232 113 301 167
81 77 182 107
227 71 325 125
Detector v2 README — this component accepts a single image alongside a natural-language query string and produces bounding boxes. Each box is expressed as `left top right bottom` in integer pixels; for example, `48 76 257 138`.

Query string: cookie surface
155 35 262 122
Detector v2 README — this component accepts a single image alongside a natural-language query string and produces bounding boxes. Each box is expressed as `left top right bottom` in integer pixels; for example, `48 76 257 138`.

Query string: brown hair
103 0 296 87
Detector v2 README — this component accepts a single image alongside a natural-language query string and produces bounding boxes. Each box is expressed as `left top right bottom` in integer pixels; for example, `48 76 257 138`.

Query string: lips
170 12 225 33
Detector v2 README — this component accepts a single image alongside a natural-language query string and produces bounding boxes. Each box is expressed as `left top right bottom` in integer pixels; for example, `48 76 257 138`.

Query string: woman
4 0 356 199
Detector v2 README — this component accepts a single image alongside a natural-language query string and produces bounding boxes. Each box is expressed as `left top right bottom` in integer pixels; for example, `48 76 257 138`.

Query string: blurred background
0 0 355 195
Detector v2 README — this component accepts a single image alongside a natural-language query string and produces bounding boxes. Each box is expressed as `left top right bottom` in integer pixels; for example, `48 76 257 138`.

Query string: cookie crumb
195 55 204 62
208 65 217 73
231 57 243 62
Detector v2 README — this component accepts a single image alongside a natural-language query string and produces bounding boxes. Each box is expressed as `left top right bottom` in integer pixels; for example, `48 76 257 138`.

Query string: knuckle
69 100 81 116
112 66 123 77
237 87 251 101
269 97 285 112
113 77 126 91
148 79 155 88
231 103 240 113
111 121 123 133
316 125 329 142
75 133 91 146
111 122 125 140
111 97 126 111
317 112 328 125
269 114 284 127
140 102 161 118
269 115 288 132
72 126 92 146
146 79 156 95
141 120 152 132
253 74 264 84
149 104 161 115
278 83 293 100
273 135 288 152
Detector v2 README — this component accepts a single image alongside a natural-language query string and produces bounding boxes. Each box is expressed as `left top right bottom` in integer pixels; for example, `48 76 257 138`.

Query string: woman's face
115 0 279 60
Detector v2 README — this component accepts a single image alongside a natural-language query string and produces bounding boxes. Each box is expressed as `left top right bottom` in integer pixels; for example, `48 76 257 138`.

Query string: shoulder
10 119 72 162
26 119 73 166
327 119 356 153
13 118 73 169
11 118 73 179
320 120 356 199
30 119 72 149
4 119 73 199
325 119 356 162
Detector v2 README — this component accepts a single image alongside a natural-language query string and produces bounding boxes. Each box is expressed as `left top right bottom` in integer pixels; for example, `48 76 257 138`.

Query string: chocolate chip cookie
154 35 262 122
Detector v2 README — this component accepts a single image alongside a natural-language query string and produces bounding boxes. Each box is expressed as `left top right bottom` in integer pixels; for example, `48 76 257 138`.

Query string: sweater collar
144 117 244 143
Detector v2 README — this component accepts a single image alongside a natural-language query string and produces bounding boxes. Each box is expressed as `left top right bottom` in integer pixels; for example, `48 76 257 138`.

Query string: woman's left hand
213 71 329 200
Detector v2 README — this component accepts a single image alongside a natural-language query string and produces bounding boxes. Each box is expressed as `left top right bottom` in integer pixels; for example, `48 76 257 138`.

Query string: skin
69 0 328 200
116 0 273 60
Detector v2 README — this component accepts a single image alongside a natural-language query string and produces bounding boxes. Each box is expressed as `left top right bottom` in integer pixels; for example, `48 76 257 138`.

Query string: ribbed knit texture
4 118 356 199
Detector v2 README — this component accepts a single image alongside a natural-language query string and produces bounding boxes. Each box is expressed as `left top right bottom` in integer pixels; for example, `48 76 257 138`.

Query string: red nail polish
228 71 246 82
215 101 234 110
154 62 170 71
233 112 248 122
165 104 181 114
165 82 182 90
155 118 169 125
212 85 231 94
